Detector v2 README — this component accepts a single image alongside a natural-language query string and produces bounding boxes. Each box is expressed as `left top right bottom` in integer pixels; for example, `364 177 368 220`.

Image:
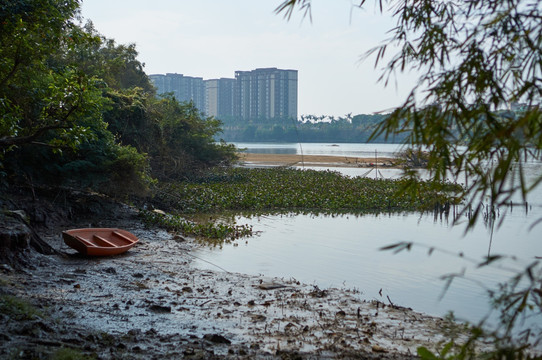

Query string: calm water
193 142 542 327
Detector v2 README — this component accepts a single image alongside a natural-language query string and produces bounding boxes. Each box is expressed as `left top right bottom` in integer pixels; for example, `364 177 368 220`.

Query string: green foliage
154 167 462 214
101 143 151 197
1 1 234 196
139 209 253 242
277 1 542 354
486 260 542 353
382 241 542 358
276 0 542 224
102 87 154 151
0 0 80 78
147 96 237 180
377 0 542 227
0 0 140 193
220 113 404 143
0 0 104 153
63 21 155 93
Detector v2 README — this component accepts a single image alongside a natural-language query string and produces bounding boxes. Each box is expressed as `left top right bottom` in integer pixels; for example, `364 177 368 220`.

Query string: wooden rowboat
62 228 139 256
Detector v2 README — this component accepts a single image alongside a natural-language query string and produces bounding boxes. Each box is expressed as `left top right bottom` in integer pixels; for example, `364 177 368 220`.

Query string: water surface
193 142 542 327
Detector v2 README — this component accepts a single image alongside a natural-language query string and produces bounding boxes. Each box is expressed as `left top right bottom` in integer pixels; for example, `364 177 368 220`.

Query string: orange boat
62 228 139 256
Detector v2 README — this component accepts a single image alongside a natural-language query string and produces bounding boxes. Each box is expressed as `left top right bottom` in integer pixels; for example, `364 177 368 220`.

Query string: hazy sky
80 0 419 116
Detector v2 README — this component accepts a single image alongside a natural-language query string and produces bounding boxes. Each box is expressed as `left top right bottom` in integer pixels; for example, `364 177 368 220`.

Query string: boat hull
62 228 138 256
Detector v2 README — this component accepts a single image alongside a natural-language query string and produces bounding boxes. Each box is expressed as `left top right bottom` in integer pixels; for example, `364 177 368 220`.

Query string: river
192 142 542 329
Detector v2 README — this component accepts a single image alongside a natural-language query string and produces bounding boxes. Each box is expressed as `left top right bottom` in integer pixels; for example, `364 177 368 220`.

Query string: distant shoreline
237 152 397 168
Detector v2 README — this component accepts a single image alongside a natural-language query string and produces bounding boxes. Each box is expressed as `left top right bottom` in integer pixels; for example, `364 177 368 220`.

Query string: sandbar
237 152 397 168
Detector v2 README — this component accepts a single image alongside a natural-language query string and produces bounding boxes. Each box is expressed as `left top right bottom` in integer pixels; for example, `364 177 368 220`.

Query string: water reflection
194 143 542 329
193 207 541 325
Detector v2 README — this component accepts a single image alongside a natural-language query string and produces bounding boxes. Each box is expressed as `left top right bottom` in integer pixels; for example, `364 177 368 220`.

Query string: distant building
204 78 236 119
150 68 298 121
235 68 298 121
149 73 205 111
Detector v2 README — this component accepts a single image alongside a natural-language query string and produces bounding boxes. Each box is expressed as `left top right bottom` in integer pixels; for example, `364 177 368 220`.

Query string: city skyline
80 1 420 117
150 67 298 121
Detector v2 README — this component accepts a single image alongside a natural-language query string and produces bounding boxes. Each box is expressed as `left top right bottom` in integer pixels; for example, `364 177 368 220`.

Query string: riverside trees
1 0 235 195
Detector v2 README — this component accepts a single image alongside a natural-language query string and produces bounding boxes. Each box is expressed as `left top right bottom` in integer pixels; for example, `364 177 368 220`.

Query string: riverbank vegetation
140 166 462 241
0 1 463 246
3 1 540 357
151 167 462 215
219 113 408 143
1 2 235 203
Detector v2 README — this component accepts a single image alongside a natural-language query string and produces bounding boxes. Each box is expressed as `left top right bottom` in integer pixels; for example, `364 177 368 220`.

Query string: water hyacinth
139 210 253 243
155 167 463 215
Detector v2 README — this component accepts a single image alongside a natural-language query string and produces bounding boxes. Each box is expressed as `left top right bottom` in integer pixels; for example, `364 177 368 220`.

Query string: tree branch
0 124 72 148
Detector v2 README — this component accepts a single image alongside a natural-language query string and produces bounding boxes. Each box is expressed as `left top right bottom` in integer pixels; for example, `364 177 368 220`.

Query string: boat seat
75 235 97 247
112 230 136 244
92 234 117 247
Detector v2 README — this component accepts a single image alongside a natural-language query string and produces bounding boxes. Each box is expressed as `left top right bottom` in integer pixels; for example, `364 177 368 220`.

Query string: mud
1 200 466 359
237 153 396 168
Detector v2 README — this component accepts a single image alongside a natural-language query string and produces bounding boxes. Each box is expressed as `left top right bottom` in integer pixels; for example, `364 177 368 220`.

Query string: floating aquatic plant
145 167 462 242
139 209 253 242
155 167 463 215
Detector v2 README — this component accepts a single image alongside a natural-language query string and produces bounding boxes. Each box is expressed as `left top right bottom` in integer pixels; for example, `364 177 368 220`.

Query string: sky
80 0 420 117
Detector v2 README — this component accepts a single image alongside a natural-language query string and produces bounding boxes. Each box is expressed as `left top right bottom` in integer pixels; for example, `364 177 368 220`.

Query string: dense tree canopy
219 113 402 143
0 0 103 151
277 0 542 226
1 0 235 194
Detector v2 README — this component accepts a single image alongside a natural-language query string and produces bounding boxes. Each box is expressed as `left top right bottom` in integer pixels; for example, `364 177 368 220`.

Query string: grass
140 209 253 243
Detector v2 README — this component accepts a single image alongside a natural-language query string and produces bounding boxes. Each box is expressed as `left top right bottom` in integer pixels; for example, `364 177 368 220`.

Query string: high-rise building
234 68 297 121
149 73 205 111
204 78 236 119
204 79 219 117
150 68 298 121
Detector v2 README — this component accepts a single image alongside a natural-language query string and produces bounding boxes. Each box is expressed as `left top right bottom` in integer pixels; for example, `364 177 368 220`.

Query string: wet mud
1 204 463 359
237 153 396 168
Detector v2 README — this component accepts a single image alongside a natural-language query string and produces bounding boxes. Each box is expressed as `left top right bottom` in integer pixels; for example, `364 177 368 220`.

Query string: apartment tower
234 68 298 121
148 73 205 111
150 68 298 121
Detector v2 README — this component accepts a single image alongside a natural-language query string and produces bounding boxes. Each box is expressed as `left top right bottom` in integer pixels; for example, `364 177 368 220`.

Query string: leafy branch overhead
277 0 542 227
277 1 542 357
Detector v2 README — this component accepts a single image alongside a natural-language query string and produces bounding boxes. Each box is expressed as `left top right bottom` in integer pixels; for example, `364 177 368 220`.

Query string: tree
277 0 542 227
0 1 153 198
147 96 236 180
66 21 155 93
0 0 104 154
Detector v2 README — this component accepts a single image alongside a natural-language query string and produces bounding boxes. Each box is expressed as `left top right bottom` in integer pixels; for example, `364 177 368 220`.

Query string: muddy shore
1 191 464 359
237 153 396 168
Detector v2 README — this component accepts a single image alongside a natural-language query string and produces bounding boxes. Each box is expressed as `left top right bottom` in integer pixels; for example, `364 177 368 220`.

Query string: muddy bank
1 193 465 359
237 153 396 168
